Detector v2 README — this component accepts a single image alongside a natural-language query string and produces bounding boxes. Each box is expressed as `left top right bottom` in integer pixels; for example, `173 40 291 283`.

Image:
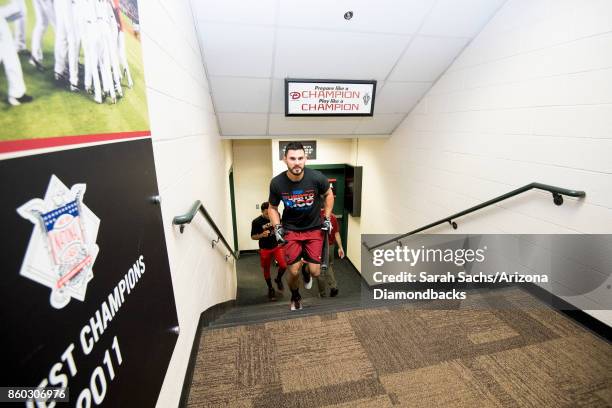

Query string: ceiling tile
193 0 277 25
193 0 503 137
278 0 436 34
217 113 268 136
210 77 271 113
270 79 285 113
274 28 410 81
354 113 407 134
420 0 506 37
388 36 469 82
199 23 275 77
269 114 361 135
374 82 432 113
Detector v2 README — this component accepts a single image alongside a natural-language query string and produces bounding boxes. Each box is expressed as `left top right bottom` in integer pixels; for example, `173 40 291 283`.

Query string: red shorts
259 246 287 272
284 229 324 265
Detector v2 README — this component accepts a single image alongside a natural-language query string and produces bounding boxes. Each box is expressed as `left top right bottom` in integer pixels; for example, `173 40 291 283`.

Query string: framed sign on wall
285 79 376 117
279 140 317 160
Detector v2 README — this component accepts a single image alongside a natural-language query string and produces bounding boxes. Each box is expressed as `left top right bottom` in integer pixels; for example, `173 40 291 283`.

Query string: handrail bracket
173 200 239 260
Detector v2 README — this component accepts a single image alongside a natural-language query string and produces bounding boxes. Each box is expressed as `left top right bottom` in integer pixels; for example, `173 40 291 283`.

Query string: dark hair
261 202 269 211
284 142 305 156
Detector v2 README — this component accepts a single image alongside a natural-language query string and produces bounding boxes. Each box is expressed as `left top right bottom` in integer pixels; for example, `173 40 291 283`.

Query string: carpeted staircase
210 253 366 327
185 253 612 407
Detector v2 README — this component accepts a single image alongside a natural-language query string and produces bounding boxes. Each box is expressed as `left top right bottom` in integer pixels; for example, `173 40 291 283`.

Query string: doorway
228 167 238 253
306 164 348 255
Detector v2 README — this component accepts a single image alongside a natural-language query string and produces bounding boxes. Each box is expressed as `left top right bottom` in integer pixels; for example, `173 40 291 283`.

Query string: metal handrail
363 182 586 251
173 200 239 260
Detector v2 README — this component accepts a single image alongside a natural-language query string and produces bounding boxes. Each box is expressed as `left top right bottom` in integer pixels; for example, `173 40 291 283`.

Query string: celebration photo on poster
0 0 148 143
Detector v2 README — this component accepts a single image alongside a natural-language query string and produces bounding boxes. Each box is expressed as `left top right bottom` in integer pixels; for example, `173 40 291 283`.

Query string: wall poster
0 0 149 153
0 140 179 406
0 1 179 406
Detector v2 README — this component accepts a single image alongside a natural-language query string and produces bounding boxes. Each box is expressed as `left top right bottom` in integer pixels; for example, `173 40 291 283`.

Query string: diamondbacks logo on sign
17 175 100 309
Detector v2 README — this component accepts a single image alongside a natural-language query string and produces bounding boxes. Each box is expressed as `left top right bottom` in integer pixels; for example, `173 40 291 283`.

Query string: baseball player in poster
111 0 133 88
101 0 123 98
78 0 121 104
54 0 79 90
1 0 33 106
85 0 122 104
76 0 104 103
10 0 26 52
99 0 118 102
29 0 55 69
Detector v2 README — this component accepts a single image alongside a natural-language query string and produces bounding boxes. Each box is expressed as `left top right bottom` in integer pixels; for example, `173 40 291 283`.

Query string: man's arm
268 179 281 226
268 204 281 226
251 218 273 240
268 180 286 243
251 220 263 240
322 187 334 219
268 204 286 244
334 231 345 258
251 230 271 240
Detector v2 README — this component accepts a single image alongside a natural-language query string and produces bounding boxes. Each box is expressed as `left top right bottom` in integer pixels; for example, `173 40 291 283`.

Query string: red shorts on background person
251 202 286 301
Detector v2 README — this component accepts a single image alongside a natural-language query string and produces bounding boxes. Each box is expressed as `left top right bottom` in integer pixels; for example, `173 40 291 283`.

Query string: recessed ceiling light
344 11 353 20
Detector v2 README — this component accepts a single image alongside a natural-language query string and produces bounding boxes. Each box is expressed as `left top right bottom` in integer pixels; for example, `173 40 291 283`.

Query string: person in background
10 0 26 53
315 209 343 297
251 202 287 301
29 0 55 70
0 0 33 106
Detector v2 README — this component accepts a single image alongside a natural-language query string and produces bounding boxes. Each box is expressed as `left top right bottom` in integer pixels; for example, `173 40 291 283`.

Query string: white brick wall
139 1 236 406
349 0 612 324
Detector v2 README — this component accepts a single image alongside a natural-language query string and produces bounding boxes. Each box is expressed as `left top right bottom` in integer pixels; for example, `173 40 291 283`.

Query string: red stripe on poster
0 130 152 154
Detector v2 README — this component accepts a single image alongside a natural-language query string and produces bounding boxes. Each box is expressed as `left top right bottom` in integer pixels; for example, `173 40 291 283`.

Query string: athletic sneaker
330 288 339 297
290 293 302 311
8 94 33 106
54 71 66 82
290 298 302 311
274 276 284 291
301 264 312 290
268 288 277 301
28 56 45 71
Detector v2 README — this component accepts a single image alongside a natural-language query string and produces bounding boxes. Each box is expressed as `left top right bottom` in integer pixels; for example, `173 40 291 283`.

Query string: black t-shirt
268 168 330 231
251 215 277 249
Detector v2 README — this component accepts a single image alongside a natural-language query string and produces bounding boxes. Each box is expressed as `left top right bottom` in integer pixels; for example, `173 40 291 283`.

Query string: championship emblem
363 92 371 106
17 175 100 309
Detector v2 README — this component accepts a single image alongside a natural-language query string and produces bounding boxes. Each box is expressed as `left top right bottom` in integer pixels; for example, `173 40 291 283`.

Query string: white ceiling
192 0 506 138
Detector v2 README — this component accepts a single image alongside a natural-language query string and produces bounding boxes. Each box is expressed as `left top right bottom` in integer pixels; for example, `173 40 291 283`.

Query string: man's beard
289 166 303 175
